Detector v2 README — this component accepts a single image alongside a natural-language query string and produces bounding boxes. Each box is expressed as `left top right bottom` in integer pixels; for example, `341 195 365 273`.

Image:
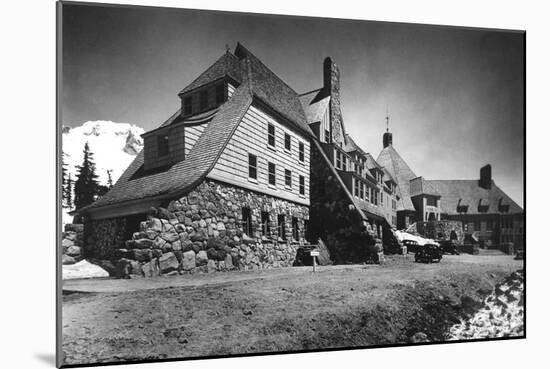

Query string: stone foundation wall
88 180 309 277
309 142 374 263
411 220 465 244
83 217 129 259
62 224 84 264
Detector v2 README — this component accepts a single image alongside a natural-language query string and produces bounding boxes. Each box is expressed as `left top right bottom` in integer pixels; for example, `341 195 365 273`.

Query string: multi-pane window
299 175 305 195
268 124 276 147
299 142 304 162
248 153 257 180
285 169 292 188
336 151 342 169
268 162 276 186
278 214 286 240
183 96 192 116
200 90 208 110
359 182 364 199
365 187 370 201
215 84 225 105
292 217 299 241
261 211 270 237
284 133 291 151
242 207 252 236
324 129 330 143
342 155 347 171
354 178 359 197
158 134 169 157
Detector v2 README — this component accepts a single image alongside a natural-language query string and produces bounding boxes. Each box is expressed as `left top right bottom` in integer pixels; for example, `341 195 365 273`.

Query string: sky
61 3 525 205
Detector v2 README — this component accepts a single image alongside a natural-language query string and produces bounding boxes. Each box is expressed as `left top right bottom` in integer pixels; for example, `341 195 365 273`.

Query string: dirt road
61 254 523 366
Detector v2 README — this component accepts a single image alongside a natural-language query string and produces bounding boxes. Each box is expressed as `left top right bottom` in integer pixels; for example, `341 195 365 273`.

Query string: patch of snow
62 260 110 280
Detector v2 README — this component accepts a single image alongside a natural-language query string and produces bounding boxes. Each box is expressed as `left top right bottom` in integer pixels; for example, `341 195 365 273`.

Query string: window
242 207 252 236
183 96 192 116
392 199 396 210
261 211 270 237
215 84 225 105
278 214 286 240
284 133 291 151
354 178 359 197
268 124 276 147
248 153 257 180
360 182 364 199
342 155 347 171
299 175 305 195
336 151 342 169
381 192 384 205
268 162 276 186
365 186 370 201
292 217 299 241
285 169 292 188
474 219 480 231
324 129 330 143
304 219 311 242
200 90 208 110
299 142 304 162
158 134 169 157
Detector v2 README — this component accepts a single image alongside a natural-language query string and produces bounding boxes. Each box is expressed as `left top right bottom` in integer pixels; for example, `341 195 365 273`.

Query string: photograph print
58 1 525 367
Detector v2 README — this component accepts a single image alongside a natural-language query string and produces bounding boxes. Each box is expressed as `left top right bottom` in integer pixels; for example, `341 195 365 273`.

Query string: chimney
323 57 344 146
479 164 492 189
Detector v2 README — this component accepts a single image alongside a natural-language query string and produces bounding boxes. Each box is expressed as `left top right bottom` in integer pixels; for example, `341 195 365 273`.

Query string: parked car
415 243 443 263
403 239 420 253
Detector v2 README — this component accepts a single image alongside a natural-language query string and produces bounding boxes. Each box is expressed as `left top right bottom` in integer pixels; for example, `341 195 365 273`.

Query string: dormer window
158 134 169 157
215 84 225 105
200 90 208 110
183 96 192 116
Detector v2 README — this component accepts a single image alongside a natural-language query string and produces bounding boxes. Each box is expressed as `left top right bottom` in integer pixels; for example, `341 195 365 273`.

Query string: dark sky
61 3 524 205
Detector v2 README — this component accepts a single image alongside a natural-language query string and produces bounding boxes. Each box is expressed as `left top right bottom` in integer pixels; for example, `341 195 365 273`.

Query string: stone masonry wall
92 180 308 278
411 220 465 244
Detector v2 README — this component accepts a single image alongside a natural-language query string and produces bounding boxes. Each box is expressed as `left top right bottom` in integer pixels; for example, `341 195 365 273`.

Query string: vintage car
414 243 443 263
402 239 420 253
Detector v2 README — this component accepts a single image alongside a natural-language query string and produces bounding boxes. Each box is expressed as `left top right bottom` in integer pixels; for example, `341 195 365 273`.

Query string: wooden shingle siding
208 105 310 205
184 123 207 157
228 83 236 98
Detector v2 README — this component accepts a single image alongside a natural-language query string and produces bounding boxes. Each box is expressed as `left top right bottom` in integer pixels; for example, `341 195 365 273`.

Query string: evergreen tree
74 142 100 209
107 170 113 189
64 174 73 209
61 152 67 206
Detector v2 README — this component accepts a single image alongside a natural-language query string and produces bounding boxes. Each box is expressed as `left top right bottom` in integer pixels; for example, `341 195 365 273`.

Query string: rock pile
447 270 524 340
62 224 84 265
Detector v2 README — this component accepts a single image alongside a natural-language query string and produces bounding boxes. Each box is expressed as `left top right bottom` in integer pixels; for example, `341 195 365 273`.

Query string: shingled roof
83 44 312 213
376 145 417 211
425 180 523 215
179 51 242 95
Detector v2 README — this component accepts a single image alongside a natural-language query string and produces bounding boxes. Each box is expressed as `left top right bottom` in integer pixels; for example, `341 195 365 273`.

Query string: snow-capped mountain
62 120 144 188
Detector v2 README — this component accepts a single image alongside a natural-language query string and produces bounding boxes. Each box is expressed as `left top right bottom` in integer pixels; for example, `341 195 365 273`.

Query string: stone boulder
62 254 76 265
159 252 179 274
181 250 196 271
62 238 74 249
196 250 208 266
66 246 81 257
224 254 234 270
132 249 153 262
207 259 217 273
142 259 160 277
134 238 155 249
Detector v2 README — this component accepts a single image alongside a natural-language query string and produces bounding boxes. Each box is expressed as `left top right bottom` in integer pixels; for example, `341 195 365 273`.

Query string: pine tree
74 142 100 209
107 170 113 188
61 152 68 207
65 174 73 209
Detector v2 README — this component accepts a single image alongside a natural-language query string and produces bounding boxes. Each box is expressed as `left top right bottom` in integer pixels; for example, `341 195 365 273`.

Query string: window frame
278 214 286 240
267 123 276 148
183 96 193 116
242 207 253 237
285 169 292 188
248 153 257 180
268 162 276 186
215 84 225 105
284 133 292 152
299 175 305 195
157 133 169 157
199 90 208 110
298 142 305 162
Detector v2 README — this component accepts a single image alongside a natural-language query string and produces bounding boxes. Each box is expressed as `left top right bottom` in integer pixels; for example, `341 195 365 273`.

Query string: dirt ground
61 254 523 366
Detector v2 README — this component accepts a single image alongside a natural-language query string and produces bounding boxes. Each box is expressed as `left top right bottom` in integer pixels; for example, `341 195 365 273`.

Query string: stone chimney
479 164 492 189
323 57 344 146
383 131 393 148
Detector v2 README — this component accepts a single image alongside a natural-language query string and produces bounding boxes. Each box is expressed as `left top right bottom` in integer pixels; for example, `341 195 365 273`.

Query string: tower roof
376 145 417 211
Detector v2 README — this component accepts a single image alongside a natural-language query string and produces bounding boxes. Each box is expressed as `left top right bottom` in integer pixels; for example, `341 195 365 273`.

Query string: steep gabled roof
86 85 253 211
376 145 417 211
300 92 330 124
179 51 242 95
425 180 523 215
84 43 313 213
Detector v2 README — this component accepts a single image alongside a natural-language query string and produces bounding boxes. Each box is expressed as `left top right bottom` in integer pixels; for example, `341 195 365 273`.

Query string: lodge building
79 43 523 274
